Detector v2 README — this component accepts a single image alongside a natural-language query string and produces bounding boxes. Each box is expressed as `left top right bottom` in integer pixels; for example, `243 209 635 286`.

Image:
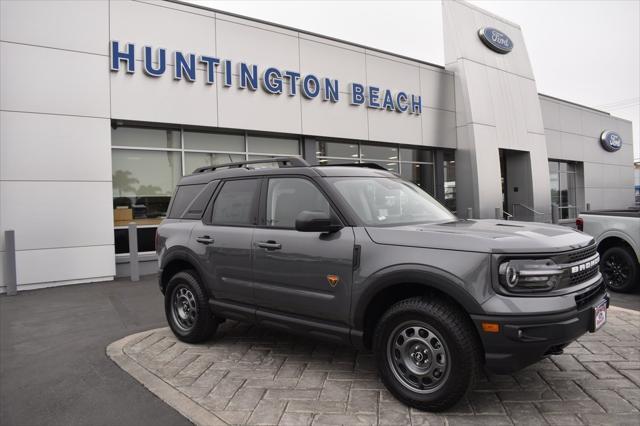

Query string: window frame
204 177 262 228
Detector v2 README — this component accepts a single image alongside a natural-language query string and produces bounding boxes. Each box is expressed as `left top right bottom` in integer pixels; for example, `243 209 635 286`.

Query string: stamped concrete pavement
108 307 640 426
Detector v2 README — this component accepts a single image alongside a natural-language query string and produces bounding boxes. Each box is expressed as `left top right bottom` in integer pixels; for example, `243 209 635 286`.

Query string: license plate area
591 299 607 332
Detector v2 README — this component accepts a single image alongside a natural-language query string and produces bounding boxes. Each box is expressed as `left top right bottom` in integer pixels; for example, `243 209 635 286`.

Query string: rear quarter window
167 181 218 219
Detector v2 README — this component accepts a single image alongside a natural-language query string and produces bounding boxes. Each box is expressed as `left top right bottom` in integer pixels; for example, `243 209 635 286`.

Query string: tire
165 270 218 343
373 297 481 411
600 246 639 293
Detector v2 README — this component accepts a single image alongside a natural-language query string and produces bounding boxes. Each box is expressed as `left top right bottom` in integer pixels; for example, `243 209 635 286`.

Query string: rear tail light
576 217 583 231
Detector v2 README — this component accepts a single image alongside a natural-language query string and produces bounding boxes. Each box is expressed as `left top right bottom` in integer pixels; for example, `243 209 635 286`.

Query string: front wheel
165 270 218 343
373 297 481 411
601 246 639 293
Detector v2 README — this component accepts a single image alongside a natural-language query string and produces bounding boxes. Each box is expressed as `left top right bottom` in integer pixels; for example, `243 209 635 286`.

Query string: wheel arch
352 266 485 349
597 233 639 262
159 250 208 296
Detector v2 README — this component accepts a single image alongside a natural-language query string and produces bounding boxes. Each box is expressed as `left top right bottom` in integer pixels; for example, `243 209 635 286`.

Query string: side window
211 179 260 226
168 184 205 219
266 178 331 228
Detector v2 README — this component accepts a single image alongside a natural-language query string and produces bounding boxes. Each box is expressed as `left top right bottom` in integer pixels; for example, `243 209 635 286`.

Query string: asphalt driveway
0 277 638 426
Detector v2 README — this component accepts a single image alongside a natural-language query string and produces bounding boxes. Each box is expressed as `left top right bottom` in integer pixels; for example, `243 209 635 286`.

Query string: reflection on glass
548 160 578 220
184 131 244 152
400 148 433 163
443 151 456 213
112 127 181 149
361 144 399 161
247 136 299 155
112 150 181 226
185 152 245 174
400 163 435 195
316 141 359 158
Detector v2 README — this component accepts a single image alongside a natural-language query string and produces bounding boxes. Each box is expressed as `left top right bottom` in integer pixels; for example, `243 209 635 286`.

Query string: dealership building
0 0 635 292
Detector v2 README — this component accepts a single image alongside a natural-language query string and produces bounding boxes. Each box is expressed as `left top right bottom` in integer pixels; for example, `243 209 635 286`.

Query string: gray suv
157 157 608 411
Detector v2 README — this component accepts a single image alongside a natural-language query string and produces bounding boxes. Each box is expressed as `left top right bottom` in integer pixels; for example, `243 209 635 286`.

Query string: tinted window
168 184 205 219
267 178 330 228
182 181 219 219
211 179 260 226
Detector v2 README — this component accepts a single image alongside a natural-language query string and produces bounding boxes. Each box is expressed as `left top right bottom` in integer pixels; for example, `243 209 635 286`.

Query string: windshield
328 177 455 226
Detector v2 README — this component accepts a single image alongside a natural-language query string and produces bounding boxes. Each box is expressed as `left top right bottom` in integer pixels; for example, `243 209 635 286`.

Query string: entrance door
499 149 535 220
252 177 354 325
499 149 508 216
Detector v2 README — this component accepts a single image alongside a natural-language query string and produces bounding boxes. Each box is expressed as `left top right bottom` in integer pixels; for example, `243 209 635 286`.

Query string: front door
192 178 261 304
252 177 354 325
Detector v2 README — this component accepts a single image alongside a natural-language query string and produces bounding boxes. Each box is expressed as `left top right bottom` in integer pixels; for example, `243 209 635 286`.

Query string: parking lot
1 276 638 426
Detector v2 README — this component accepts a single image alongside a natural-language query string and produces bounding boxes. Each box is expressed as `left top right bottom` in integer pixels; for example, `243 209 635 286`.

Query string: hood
365 219 594 254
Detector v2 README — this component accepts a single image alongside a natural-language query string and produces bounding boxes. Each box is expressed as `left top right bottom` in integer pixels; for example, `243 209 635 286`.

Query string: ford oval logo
600 130 623 152
478 27 514 54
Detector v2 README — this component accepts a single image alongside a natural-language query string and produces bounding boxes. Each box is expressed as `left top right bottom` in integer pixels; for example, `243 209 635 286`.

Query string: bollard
586 203 591 211
128 222 139 282
466 207 473 219
551 204 559 224
495 207 502 219
5 230 17 295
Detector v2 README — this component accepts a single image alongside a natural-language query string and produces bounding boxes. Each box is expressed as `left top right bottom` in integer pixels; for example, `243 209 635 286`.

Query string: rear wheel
601 246 639 293
373 297 481 411
165 270 218 343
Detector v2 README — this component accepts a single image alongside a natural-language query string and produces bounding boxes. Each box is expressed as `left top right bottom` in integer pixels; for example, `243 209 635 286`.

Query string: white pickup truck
577 209 640 292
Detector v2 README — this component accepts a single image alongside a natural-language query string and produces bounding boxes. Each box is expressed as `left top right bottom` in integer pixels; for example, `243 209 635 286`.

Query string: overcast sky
191 0 640 161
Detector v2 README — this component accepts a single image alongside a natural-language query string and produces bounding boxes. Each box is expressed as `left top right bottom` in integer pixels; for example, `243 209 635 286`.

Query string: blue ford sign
478 27 513 54
109 41 423 115
600 130 623 152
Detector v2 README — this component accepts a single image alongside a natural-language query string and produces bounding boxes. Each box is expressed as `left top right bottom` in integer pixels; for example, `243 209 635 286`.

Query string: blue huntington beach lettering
109 41 423 115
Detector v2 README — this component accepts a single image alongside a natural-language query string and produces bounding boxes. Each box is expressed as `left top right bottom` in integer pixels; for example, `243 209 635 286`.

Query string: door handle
196 236 214 245
257 240 282 250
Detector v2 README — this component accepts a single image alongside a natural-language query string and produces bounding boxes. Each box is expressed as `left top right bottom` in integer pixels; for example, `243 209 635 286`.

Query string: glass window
168 184 205 219
368 161 399 173
329 177 454 226
112 127 181 149
317 158 359 165
185 152 245 174
400 148 433 163
316 141 359 159
549 160 578 220
112 150 181 226
183 131 244 152
211 179 260 226
400 163 435 194
361 144 398 161
247 135 299 155
443 151 456 213
266 178 331 228
182 181 218 219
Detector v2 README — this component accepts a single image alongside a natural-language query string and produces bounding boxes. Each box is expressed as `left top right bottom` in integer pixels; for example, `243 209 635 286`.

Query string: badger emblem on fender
327 275 340 287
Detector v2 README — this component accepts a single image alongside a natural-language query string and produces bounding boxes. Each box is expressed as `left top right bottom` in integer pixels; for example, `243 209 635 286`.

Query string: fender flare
159 248 209 294
596 230 639 261
351 264 485 330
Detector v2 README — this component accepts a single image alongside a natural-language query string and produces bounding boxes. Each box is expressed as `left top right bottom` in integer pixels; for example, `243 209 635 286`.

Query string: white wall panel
0 181 114 251
545 129 562 159
301 97 368 140
580 109 607 138
365 54 421 95
299 38 366 87
420 68 455 113
422 108 456 148
15 245 115 286
0 112 111 181
217 83 301 134
540 98 561 131
110 0 215 66
216 18 299 72
560 132 584 162
558 104 582 135
367 108 422 145
1 0 108 54
110 66 218 127
0 43 110 118
583 162 604 188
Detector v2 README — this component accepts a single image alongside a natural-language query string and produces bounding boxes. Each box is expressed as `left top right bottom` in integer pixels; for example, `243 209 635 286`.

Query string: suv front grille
575 281 605 310
569 265 600 286
555 243 597 264
551 243 601 290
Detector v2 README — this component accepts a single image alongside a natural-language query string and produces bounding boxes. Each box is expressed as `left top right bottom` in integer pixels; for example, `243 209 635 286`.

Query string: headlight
498 259 562 293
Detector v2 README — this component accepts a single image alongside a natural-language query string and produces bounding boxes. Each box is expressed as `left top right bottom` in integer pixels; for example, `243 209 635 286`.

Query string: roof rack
319 162 389 171
193 156 309 174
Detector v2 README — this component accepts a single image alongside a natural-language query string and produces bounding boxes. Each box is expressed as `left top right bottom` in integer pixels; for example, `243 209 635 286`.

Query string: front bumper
472 280 609 374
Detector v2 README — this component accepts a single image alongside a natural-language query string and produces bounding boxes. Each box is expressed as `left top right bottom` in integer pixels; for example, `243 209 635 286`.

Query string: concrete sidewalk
0 276 190 426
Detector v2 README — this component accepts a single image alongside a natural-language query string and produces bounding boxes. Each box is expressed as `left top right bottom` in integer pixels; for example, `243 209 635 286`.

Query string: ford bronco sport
157 157 608 411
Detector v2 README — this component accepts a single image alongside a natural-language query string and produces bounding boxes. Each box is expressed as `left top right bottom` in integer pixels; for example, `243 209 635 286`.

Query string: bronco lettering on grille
571 257 599 274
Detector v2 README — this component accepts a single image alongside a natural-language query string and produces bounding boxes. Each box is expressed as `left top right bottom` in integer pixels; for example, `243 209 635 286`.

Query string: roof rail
193 156 309 174
319 162 389 171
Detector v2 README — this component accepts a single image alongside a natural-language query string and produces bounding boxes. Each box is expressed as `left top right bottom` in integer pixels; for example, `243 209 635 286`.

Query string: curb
608 305 640 315
106 329 226 426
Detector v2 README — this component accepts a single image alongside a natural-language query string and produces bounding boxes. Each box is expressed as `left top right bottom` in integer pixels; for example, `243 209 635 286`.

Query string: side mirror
295 211 343 233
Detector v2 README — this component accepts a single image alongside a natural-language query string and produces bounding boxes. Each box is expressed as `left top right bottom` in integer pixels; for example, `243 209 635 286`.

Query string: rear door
191 178 261 305
252 176 354 325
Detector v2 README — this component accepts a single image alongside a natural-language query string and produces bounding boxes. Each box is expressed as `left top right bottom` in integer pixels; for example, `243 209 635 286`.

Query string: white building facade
0 0 635 292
